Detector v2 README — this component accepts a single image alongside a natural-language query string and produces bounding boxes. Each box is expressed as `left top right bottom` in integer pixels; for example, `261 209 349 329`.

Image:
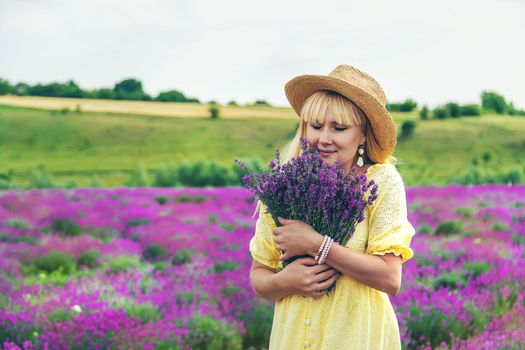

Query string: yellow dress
249 163 416 350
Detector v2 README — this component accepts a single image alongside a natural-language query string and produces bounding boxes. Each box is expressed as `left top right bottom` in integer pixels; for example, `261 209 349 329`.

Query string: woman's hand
278 257 341 299
272 217 322 261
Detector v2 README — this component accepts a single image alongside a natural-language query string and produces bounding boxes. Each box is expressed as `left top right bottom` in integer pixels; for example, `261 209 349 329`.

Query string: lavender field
0 185 524 350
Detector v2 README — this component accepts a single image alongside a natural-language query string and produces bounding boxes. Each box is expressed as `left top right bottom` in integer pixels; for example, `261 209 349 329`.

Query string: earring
357 144 365 167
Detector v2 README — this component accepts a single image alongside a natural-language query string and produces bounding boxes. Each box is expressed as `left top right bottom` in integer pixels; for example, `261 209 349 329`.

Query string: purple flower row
0 183 523 349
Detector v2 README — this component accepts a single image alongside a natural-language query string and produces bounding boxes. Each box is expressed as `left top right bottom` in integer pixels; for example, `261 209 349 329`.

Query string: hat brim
284 74 397 154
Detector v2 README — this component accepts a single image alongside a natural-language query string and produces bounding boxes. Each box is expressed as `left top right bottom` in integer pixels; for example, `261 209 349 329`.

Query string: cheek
338 137 359 154
343 131 361 148
305 130 317 143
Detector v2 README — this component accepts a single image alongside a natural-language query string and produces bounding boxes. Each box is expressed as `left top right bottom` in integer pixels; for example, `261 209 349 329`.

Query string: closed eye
310 125 347 131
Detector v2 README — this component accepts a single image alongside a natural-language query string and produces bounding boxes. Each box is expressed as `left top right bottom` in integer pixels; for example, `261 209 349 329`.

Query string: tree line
420 91 525 119
0 77 200 103
389 92 525 118
0 77 522 116
0 77 277 107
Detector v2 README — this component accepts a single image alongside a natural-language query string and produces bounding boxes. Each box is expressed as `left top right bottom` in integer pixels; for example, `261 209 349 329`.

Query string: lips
319 150 336 156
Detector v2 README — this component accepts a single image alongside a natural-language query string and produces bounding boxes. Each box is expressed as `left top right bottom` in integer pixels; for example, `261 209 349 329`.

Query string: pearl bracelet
314 235 329 261
318 237 334 265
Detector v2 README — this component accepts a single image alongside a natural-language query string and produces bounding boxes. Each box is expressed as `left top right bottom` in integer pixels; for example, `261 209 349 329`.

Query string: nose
319 127 333 144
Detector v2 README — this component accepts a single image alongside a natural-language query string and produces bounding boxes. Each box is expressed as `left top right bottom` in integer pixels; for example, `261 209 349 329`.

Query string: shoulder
366 165 409 221
367 164 406 199
368 163 402 185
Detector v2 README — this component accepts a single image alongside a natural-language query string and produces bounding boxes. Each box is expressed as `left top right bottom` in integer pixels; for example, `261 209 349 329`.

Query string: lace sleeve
249 201 281 269
365 167 415 263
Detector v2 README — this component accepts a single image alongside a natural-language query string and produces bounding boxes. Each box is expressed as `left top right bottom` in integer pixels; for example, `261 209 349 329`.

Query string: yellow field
0 95 297 120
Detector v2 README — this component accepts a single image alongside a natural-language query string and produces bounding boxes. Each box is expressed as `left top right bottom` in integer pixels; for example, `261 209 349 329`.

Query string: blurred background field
0 97 524 189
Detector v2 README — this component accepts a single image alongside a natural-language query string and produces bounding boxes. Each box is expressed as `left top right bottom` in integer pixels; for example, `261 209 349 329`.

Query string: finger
325 268 341 278
319 274 340 289
298 256 321 265
312 264 340 273
310 264 334 274
312 269 338 283
316 270 337 282
277 217 295 225
319 267 341 275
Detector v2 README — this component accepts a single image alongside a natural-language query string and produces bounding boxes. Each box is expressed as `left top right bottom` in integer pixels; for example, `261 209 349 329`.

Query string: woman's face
305 106 366 174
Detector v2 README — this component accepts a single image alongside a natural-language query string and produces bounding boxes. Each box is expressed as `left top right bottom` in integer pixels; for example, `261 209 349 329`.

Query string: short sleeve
365 170 415 263
249 201 281 270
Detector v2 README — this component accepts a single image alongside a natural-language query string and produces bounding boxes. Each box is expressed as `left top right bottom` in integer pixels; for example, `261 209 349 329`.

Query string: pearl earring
357 144 365 167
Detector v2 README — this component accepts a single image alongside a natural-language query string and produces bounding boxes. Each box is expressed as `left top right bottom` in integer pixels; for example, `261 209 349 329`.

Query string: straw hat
284 64 397 159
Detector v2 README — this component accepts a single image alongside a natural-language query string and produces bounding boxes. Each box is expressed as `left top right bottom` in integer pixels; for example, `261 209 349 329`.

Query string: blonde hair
252 90 397 218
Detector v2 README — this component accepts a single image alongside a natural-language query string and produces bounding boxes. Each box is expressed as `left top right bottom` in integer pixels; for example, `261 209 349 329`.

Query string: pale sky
1 0 524 108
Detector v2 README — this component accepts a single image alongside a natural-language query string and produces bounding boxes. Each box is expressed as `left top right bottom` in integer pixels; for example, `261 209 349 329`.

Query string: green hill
0 103 524 187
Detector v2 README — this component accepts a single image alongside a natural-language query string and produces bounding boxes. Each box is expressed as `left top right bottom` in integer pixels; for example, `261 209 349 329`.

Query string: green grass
0 104 524 187
0 105 296 186
394 116 525 184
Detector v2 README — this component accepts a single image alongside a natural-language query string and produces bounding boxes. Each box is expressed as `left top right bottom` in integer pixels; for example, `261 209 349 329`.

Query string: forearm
250 267 290 302
307 235 399 296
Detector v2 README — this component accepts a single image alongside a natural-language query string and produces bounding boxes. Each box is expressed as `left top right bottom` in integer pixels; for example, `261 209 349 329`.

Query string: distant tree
253 99 272 107
14 83 31 96
481 151 492 164
387 104 396 111
113 78 146 100
28 83 50 96
387 99 417 112
156 90 187 102
227 100 238 106
401 99 418 112
508 102 517 116
445 102 461 118
506 102 525 116
28 80 84 98
481 91 508 114
400 120 416 139
209 103 220 119
419 105 429 120
432 106 449 119
92 88 116 99
0 78 13 95
460 104 482 116
64 80 84 98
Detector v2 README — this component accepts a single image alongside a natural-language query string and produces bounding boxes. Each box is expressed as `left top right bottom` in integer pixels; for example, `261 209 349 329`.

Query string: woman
249 65 416 349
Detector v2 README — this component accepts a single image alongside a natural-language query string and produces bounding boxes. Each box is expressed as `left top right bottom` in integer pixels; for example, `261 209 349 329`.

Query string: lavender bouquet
236 137 378 293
